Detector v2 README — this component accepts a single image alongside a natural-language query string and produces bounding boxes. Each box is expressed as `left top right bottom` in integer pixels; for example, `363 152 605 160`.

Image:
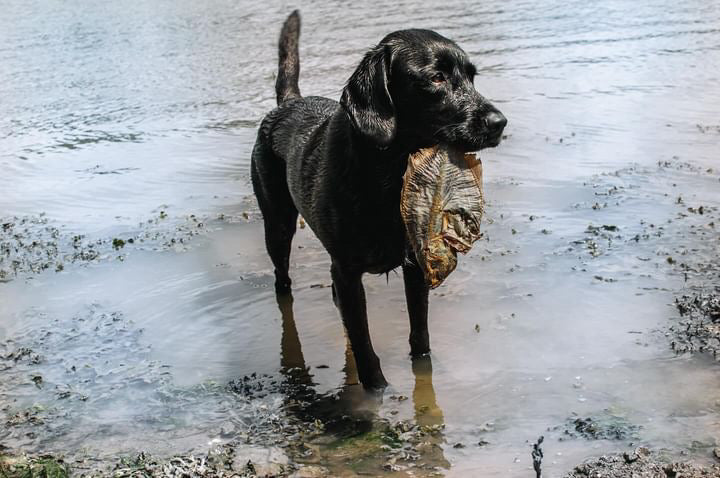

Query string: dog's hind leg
251 139 298 294
331 262 388 390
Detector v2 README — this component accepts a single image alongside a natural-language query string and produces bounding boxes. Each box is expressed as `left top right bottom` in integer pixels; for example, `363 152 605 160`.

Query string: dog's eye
431 72 446 84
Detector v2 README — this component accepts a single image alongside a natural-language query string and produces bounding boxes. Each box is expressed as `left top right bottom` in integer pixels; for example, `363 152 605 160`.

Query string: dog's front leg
331 262 388 390
403 253 431 356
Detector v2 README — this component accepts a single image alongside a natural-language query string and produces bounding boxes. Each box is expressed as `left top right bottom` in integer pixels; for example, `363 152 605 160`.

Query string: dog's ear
340 44 396 147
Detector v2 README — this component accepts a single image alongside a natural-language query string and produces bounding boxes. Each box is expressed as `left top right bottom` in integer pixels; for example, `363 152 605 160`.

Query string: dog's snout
484 111 507 133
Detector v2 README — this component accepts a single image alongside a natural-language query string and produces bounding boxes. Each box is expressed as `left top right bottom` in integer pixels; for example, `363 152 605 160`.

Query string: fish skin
401 145 484 288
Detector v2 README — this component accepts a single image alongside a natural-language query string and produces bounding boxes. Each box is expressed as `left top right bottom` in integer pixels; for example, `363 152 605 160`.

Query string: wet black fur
251 10 506 389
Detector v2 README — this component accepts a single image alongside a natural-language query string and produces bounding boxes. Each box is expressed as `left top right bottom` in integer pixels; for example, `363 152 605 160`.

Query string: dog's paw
409 332 431 357
360 370 389 391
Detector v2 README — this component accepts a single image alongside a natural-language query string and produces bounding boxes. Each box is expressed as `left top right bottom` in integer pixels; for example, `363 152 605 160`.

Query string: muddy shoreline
3 158 720 477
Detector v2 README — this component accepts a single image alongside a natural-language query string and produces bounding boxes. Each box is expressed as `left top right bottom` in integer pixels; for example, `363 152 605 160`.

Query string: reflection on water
412 357 444 430
277 290 450 473
278 290 377 435
411 356 450 471
1 0 720 475
279 293 310 383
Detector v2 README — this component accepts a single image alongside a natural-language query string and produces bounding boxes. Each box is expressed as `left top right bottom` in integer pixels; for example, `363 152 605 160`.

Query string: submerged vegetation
0 454 69 478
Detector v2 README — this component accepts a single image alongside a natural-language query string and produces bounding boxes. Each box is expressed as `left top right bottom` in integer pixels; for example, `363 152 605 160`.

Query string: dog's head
341 29 506 152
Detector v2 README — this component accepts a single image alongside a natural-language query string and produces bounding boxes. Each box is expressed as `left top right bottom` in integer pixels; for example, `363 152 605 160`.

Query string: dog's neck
356 131 435 164
341 114 438 198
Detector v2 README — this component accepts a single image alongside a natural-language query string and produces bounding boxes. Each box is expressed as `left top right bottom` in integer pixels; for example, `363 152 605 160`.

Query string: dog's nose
485 111 507 133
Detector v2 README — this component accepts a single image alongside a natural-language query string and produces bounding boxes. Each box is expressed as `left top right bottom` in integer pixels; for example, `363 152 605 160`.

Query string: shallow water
1 0 720 476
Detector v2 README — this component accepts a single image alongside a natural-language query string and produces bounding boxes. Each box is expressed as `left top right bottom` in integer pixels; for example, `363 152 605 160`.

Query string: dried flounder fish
400 145 484 288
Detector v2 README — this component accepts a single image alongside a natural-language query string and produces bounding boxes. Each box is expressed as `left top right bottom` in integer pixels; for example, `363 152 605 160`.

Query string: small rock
232 446 289 473
220 421 236 436
290 465 330 477
253 462 285 477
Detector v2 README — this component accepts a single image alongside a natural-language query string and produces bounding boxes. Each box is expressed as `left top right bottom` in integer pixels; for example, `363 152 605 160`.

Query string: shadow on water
275 291 449 474
278 291 376 436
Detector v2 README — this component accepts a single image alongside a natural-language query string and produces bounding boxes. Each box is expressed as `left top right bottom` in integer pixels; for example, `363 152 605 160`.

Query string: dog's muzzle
480 109 506 147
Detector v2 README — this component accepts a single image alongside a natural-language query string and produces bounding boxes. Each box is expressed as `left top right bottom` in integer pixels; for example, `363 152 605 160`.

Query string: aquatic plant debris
0 211 232 282
0 447 329 478
671 292 720 357
564 447 720 477
554 413 640 441
0 454 69 478
401 145 484 288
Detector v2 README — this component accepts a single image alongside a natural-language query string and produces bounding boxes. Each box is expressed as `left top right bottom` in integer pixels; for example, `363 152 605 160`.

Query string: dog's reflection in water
276 292 449 470
411 356 444 428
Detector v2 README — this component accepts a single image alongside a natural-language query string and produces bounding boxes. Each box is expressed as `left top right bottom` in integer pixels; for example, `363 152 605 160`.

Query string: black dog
251 11 506 389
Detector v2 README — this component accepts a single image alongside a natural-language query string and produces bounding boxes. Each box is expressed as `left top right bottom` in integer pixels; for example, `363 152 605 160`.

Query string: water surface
1 0 720 476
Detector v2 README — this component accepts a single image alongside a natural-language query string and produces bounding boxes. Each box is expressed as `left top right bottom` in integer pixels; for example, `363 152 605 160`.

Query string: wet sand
2 0 720 476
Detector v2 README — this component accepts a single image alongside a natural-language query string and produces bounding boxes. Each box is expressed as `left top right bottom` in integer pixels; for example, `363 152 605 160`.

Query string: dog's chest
365 241 406 274
357 210 407 274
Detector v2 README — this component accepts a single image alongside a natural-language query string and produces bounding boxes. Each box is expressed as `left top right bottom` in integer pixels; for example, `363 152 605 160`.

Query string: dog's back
255 12 357 245
251 11 352 284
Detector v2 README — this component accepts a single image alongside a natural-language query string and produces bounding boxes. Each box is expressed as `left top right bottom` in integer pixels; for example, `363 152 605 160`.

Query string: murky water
2 0 720 476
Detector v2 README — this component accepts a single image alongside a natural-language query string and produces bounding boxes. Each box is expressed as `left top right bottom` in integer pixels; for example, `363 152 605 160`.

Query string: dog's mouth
481 133 503 149
437 110 507 153
449 136 501 154
435 127 504 153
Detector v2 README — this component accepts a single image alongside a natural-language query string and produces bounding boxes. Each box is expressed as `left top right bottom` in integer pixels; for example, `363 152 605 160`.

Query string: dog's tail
276 10 302 105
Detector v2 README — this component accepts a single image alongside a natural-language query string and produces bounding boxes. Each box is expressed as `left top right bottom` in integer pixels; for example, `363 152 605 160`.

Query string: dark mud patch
554 412 640 441
695 124 720 135
0 210 254 282
671 292 720 357
0 215 92 280
662 174 720 359
565 447 720 478
569 223 623 259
